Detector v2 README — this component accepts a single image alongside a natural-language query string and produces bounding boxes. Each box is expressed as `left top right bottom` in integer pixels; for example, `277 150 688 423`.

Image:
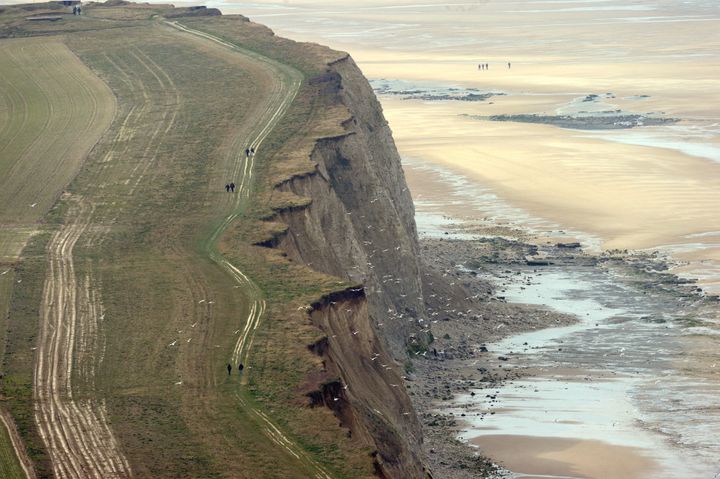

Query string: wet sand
471 434 658 479
382 96 720 250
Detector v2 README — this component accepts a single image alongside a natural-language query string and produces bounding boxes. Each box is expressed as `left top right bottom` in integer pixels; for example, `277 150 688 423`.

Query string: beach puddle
449 267 720 478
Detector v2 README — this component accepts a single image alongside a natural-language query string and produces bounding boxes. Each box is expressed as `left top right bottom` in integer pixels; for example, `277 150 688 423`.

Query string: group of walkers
72 5 82 15
222 146 257 376
478 62 511 70
224 145 257 192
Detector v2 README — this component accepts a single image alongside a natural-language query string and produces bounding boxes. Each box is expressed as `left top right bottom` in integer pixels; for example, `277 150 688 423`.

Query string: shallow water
450 266 720 478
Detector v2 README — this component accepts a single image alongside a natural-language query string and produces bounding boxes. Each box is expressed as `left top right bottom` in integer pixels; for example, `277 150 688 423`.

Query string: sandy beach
471 435 658 479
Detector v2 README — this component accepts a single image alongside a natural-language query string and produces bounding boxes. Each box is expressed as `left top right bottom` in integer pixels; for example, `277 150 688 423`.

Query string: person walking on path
225 184 230 193
227 363 232 375
230 182 235 193
238 363 244 372
508 62 511 69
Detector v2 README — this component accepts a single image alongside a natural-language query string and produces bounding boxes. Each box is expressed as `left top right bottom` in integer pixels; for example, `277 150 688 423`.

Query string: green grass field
0 4 378 478
0 33 116 479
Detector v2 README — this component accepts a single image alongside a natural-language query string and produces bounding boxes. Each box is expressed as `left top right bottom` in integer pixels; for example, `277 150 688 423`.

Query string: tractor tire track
34 200 132 479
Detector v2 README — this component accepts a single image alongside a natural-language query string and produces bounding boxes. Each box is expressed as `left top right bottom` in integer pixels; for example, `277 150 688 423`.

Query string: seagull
191 322 198 328
169 340 177 347
0 270 8 276
30 203 37 208
352 330 359 335
198 299 205 304
175 381 183 385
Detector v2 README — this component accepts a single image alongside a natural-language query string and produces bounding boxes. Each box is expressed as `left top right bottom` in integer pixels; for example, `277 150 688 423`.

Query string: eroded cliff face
256 40 432 478
276 56 428 359
304 290 426 478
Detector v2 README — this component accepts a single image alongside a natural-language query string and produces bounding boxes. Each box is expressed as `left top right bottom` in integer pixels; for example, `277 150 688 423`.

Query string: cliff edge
183 14 435 478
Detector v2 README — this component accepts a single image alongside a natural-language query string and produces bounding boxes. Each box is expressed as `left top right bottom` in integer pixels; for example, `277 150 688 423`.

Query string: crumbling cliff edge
264 53 433 478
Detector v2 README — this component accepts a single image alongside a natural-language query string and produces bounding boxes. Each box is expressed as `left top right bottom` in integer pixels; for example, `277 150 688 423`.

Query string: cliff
268 55 432 478
187 15 434 477
274 56 429 358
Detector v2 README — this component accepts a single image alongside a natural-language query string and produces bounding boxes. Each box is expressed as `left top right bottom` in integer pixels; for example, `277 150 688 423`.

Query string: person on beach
225 184 230 193
250 147 255 155
508 62 511 69
486 63 489 69
245 148 250 157
238 363 244 372
230 182 235 192
227 363 232 375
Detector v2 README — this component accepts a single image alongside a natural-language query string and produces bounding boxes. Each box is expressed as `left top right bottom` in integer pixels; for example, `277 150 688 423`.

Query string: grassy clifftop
0 3 427 478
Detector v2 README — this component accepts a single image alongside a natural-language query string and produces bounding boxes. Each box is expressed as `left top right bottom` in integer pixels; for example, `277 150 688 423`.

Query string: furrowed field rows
0 36 116 479
0 39 115 257
30 34 188 478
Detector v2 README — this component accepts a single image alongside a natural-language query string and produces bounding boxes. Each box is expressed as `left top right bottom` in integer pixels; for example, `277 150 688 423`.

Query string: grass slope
0 34 115 479
1 4 380 477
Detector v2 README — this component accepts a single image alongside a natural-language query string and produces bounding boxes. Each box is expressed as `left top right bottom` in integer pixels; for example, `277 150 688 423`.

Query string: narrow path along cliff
166 20 333 479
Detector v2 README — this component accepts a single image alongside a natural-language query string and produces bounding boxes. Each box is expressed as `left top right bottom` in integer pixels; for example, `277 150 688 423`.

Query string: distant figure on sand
245 148 250 157
225 184 230 192
508 62 511 69
250 147 255 155
230 182 235 192
238 363 244 372
486 63 489 69
227 363 232 375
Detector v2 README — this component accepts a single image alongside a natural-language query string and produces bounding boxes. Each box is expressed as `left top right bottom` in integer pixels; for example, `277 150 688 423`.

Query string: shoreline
400 149 720 296
412 221 717 479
